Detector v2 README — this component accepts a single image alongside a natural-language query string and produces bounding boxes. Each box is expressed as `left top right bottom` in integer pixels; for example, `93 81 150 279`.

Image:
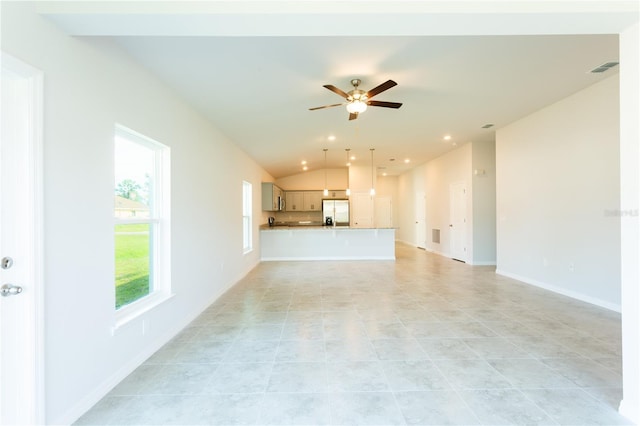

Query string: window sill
112 291 175 335
243 248 253 255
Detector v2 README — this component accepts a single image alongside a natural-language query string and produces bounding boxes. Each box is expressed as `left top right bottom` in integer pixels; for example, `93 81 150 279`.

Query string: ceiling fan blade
348 112 359 121
367 100 403 109
365 80 397 99
323 84 350 99
309 103 344 111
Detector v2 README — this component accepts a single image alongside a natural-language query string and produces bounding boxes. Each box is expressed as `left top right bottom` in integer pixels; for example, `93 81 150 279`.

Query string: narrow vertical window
242 181 252 253
114 125 170 312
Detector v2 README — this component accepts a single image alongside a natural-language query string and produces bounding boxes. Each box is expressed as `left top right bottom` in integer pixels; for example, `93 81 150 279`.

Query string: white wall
423 144 473 260
349 164 376 193
472 139 497 264
2 3 270 424
396 144 476 260
496 74 621 311
276 168 347 191
376 175 399 228
619 21 640 424
396 168 418 244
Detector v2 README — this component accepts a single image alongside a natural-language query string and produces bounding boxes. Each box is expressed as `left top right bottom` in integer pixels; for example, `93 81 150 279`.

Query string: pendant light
370 148 376 196
345 148 351 196
323 148 329 196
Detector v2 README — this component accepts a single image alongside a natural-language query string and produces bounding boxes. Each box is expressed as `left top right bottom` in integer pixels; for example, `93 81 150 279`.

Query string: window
114 125 170 314
242 181 252 253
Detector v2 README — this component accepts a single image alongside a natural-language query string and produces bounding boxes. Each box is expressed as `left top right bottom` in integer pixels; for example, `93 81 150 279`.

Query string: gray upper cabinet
285 190 323 211
262 182 284 211
304 191 323 211
325 190 347 199
285 191 304 211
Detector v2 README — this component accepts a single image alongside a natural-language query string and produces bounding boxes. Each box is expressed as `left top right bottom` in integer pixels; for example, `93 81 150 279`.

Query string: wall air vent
432 229 440 244
590 62 619 73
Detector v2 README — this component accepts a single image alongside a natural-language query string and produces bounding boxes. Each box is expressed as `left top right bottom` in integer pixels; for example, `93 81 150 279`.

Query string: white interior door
415 192 426 248
449 182 467 262
1 53 45 425
351 192 373 228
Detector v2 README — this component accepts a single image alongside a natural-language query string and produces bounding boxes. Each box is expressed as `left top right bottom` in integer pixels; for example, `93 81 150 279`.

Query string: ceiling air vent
590 62 619 73
481 124 494 129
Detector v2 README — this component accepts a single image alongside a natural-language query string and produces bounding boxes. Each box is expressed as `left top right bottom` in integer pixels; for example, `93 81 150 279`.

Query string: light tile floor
76 243 631 425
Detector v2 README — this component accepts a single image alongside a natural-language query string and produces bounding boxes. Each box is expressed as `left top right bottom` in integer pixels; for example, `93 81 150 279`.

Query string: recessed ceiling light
383 172 387 176
301 160 307 165
404 159 410 164
350 155 356 161
443 135 451 140
328 135 336 141
303 166 308 171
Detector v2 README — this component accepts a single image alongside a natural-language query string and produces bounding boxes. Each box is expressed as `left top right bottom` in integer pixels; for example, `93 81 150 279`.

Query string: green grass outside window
115 223 151 308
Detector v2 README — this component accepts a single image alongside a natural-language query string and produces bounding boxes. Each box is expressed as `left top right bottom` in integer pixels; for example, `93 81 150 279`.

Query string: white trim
396 239 494 265
261 256 395 261
57 271 242 426
619 399 638 424
425 247 452 259
113 126 171 316
112 292 175 333
115 218 159 225
619 21 640 424
395 238 415 247
495 269 621 313
468 260 497 266
0 52 46 425
31 57 46 426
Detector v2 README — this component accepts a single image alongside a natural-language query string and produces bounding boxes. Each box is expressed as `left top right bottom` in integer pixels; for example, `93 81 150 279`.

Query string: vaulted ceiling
39 1 637 178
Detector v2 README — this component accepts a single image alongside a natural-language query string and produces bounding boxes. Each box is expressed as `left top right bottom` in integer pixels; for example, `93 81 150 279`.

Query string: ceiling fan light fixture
346 100 367 114
310 79 400 121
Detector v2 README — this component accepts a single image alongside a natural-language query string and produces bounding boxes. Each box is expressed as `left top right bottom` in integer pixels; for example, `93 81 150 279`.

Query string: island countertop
260 224 395 230
260 226 395 260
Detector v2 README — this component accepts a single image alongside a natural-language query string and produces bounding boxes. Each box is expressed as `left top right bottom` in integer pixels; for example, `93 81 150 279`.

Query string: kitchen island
260 226 395 261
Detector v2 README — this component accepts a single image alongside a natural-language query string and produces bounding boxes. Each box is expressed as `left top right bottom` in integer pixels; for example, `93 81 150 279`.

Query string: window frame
113 124 172 329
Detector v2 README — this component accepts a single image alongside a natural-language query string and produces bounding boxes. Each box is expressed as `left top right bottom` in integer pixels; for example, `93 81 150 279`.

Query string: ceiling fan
309 79 403 121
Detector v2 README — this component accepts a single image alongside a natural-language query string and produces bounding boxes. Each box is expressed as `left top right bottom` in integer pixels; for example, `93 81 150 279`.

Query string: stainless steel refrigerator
323 199 350 226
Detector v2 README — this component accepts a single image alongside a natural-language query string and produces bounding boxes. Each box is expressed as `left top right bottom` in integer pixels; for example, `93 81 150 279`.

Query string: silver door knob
1 256 13 269
1 284 23 297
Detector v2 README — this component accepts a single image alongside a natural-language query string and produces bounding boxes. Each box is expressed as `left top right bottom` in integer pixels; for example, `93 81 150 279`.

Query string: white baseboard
261 256 395 261
56 321 190 425
425 247 457 260
619 398 639 424
468 260 497 266
56 271 249 426
495 269 621 313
